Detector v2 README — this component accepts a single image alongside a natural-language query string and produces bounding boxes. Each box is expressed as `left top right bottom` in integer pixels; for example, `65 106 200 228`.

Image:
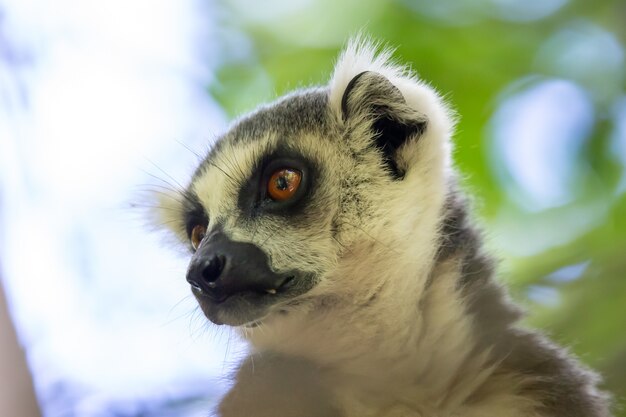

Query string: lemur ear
340 71 427 179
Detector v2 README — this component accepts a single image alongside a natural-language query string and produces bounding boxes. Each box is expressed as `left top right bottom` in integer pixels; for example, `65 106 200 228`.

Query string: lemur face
155 43 453 329
177 91 344 326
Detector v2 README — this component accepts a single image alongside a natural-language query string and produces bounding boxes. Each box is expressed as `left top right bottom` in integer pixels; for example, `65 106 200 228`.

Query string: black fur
191 88 331 186
182 190 208 239
341 71 427 179
236 147 316 219
340 71 369 120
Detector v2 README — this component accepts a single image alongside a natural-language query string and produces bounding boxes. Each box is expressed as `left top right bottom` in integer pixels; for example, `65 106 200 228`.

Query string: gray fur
439 189 611 416
218 353 341 417
153 39 613 417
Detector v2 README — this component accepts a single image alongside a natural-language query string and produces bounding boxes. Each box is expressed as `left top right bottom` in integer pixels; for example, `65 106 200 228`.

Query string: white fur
154 38 608 417
237 40 538 416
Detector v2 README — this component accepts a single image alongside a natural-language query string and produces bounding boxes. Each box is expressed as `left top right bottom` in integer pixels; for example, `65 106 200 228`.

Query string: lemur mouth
275 275 295 292
192 274 303 327
196 274 295 303
185 230 318 327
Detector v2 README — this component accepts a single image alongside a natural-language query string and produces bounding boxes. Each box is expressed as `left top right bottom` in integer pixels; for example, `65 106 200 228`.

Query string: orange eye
190 224 206 251
267 168 302 201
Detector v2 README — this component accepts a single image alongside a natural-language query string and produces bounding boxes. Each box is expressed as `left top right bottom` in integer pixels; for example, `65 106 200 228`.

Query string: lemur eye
267 168 302 201
190 224 207 251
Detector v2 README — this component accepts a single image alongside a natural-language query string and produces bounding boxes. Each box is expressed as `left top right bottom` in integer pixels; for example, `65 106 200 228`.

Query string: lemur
153 39 612 416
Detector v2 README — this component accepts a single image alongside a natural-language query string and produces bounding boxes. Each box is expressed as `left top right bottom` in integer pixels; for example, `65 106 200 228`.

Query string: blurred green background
209 0 626 411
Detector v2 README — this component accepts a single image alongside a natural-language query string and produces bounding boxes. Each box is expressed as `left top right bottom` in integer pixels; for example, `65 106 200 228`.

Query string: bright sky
0 0 242 414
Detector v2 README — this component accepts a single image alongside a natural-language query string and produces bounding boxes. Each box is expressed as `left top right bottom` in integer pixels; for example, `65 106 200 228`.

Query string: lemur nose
201 255 225 287
186 254 226 299
186 231 290 302
186 254 227 300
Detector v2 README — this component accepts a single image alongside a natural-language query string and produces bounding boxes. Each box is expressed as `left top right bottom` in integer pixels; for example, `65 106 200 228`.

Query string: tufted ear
340 71 427 179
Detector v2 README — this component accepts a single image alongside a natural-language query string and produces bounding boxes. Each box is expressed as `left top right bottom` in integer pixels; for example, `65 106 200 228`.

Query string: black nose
186 232 289 302
186 254 225 292
200 255 225 287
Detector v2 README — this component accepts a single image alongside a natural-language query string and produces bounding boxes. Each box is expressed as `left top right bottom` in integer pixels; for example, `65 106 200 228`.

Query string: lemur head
155 39 455 334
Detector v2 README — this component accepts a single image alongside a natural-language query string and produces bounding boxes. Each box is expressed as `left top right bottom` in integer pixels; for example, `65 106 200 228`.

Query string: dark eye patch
237 148 315 218
182 191 208 239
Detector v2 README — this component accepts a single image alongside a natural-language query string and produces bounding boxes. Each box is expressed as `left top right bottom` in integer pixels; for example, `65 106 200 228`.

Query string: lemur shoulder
154 39 612 417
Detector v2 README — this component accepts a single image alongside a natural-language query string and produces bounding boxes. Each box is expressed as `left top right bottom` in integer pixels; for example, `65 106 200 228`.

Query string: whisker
175 139 204 161
336 220 399 255
151 220 185 229
139 170 194 205
129 203 182 212
205 158 236 182
222 150 247 180
160 299 197 328
331 236 349 251
143 159 187 191
139 188 187 203
260 225 280 247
